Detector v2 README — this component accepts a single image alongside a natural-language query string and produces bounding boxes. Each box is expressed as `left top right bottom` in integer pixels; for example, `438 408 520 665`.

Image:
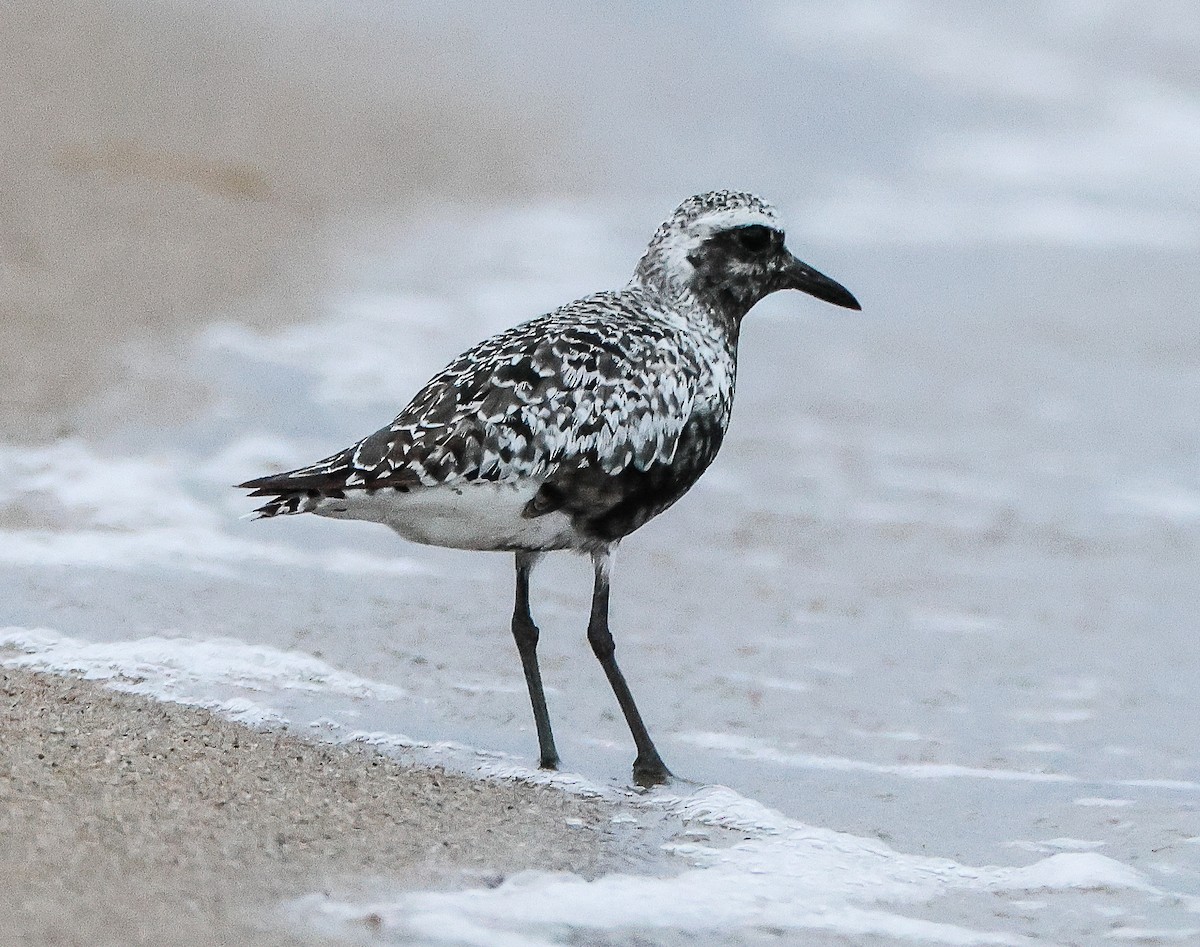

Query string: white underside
311 481 580 552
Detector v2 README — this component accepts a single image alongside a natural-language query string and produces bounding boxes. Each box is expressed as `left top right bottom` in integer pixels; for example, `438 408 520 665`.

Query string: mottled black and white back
240 190 860 783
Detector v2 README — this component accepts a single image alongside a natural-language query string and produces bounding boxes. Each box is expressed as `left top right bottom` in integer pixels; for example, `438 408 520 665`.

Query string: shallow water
4 2 1200 944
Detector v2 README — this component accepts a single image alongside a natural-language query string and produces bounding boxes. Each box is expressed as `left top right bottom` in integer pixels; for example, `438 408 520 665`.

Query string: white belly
312 481 579 552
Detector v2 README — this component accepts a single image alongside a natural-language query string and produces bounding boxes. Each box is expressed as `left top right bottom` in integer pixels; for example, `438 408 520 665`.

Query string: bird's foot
632 754 672 788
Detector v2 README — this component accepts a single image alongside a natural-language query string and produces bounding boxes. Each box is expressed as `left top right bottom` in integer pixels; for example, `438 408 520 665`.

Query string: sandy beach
0 667 616 947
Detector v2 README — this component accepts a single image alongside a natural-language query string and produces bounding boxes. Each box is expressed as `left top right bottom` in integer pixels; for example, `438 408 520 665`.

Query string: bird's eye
733 225 774 254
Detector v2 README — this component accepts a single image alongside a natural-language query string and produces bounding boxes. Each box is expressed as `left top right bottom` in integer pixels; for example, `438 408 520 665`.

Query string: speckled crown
634 190 781 293
650 190 779 243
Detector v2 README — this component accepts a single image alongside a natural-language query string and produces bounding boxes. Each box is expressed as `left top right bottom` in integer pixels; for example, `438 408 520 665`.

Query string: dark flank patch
527 412 726 542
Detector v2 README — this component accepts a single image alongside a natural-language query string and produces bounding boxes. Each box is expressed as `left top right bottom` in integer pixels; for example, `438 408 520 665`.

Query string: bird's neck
632 268 747 346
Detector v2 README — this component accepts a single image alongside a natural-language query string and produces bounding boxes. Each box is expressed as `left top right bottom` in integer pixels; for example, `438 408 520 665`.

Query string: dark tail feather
238 443 357 494
238 471 342 497
237 464 352 518
245 494 306 519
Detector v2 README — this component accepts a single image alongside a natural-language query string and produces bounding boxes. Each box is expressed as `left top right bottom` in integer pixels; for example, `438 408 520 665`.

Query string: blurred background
6 0 1197 440
3 0 1200 934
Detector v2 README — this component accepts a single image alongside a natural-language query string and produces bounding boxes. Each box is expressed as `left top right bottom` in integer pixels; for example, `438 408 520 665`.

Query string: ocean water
4 2 1200 943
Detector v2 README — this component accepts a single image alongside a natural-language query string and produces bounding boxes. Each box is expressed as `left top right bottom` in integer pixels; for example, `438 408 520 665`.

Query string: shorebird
240 190 860 784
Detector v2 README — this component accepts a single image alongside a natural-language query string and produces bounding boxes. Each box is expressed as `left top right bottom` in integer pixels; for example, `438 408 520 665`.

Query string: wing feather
240 289 713 503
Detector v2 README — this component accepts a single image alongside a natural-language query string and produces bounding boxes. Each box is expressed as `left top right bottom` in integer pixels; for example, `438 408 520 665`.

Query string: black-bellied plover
240 191 860 784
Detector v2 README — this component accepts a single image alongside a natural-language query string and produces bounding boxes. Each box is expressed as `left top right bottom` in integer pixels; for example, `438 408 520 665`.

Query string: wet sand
0 668 616 947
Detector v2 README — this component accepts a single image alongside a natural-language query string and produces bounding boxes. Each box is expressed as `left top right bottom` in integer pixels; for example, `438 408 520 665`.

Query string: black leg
587 548 671 786
512 551 560 770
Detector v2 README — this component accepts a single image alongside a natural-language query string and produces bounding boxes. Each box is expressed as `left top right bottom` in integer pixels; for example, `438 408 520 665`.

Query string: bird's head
634 190 860 319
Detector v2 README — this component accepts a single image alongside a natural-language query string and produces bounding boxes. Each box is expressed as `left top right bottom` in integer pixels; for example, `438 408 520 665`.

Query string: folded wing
240 295 700 510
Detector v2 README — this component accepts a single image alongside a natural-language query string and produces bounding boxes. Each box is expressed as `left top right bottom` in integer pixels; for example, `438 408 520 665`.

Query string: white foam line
0 627 405 713
293 735 1168 946
341 729 617 799
299 891 1029 947
296 783 1155 946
